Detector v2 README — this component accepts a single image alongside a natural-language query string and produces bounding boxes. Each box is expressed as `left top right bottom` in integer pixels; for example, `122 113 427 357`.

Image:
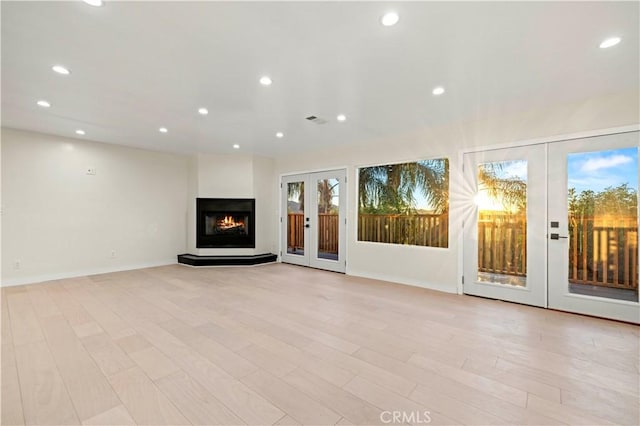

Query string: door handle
550 233 568 240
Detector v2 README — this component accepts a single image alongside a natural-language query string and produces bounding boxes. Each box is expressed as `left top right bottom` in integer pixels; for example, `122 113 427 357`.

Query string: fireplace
197 198 255 248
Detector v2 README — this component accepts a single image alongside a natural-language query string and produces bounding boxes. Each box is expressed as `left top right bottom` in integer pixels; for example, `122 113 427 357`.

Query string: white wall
3 89 637 291
275 91 640 294
1 128 189 286
252 155 277 255
0 136 3 285
186 153 276 256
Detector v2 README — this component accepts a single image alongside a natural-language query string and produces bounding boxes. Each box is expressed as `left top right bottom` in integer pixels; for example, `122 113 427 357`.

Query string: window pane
476 160 528 287
357 159 449 248
567 147 638 302
287 181 304 255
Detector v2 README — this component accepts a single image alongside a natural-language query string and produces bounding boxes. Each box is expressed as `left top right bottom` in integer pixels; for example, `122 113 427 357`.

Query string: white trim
456 149 465 295
470 280 532 292
353 154 451 170
278 167 349 272
280 166 349 178
353 239 451 252
0 259 177 287
543 142 550 308
458 125 639 296
561 291 639 307
461 124 640 155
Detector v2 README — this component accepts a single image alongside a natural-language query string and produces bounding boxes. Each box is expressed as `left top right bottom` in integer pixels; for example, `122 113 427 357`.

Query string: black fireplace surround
196 198 255 248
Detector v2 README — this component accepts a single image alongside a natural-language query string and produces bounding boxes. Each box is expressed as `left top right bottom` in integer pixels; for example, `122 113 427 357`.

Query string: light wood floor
1 263 638 425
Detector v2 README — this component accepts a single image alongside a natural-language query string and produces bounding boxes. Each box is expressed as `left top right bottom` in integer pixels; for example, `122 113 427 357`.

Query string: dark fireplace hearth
197 198 255 248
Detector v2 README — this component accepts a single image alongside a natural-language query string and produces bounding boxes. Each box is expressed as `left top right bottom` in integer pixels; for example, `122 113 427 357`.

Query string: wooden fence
569 216 638 290
287 213 449 252
478 212 527 277
287 213 305 251
288 212 638 291
318 213 339 253
478 213 638 290
287 213 341 254
358 214 448 248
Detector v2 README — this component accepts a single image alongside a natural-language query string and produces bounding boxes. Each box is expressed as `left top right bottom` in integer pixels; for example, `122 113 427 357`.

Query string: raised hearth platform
177 253 277 267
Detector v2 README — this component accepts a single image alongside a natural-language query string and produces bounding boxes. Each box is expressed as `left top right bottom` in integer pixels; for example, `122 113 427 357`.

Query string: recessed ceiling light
198 107 208 115
75 129 85 135
276 132 284 138
259 76 272 86
599 37 621 49
37 100 51 108
52 65 71 75
432 86 445 96
233 144 240 149
381 12 399 26
336 114 347 122
82 0 103 7
159 127 168 133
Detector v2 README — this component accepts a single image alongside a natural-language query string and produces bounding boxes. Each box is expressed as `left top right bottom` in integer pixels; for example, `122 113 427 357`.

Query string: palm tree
287 179 339 214
317 179 339 214
286 181 305 213
358 159 449 214
478 162 527 213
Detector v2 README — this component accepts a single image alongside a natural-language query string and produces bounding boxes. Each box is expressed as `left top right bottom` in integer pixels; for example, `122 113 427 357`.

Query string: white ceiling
2 1 638 157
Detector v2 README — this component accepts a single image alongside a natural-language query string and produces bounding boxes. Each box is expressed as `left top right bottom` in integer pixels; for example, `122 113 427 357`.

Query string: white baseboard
0 259 177 287
346 268 458 295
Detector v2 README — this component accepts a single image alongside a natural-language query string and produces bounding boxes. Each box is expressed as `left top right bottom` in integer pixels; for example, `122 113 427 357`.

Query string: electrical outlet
87 167 96 175
110 250 116 258
13 260 20 270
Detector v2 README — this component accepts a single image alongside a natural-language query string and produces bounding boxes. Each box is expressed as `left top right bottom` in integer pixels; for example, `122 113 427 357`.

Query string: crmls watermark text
380 410 432 424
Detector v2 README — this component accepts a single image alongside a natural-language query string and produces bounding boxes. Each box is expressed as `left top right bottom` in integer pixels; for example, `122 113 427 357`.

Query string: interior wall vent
305 115 328 125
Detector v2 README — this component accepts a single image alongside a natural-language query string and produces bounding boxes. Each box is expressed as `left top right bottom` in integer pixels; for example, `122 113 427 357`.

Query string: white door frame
279 168 347 273
547 132 639 323
459 125 639 323
280 173 310 267
458 125 639 295
462 144 548 307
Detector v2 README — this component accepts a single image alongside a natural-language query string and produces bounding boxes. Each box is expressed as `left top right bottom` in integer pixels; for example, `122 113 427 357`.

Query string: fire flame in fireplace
217 215 245 231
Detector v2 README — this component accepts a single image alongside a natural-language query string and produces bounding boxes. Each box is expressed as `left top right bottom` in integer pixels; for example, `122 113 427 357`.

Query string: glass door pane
476 160 528 287
286 181 305 255
316 178 340 261
463 145 546 307
281 174 310 267
309 170 346 273
566 147 638 302
281 170 346 273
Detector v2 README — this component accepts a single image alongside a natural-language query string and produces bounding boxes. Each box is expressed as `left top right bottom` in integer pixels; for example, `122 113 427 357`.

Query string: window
358 159 449 247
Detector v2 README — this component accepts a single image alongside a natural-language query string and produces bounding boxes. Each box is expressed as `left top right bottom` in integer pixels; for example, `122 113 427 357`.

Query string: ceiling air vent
305 115 328 125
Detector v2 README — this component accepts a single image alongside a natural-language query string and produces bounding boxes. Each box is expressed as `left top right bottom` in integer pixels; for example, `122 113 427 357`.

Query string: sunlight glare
474 189 509 212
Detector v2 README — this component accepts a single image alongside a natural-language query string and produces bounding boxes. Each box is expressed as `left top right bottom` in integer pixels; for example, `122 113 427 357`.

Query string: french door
463 132 639 323
281 169 346 273
548 133 639 322
463 144 547 307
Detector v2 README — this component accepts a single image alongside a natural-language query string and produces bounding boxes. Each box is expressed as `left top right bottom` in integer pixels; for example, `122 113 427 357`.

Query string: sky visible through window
413 148 638 210
568 147 638 192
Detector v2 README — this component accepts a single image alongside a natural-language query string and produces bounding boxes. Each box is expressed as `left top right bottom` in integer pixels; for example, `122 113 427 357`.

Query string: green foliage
287 179 339 214
569 183 638 217
317 179 339 214
358 159 449 215
287 181 304 213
